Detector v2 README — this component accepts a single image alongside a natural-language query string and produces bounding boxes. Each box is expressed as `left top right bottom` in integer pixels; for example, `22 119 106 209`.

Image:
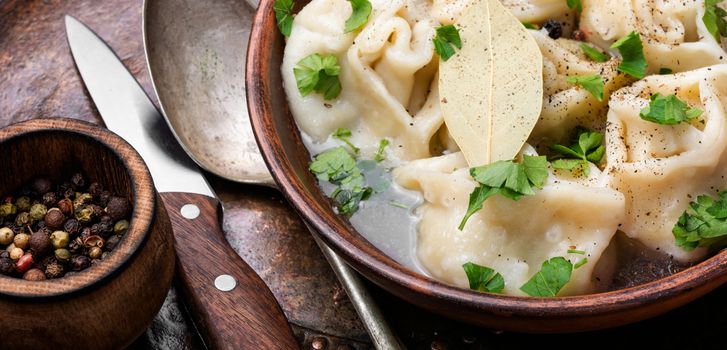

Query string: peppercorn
70 173 85 189
75 206 94 223
70 255 90 271
68 238 83 254
15 196 31 212
543 19 562 39
42 192 58 207
105 235 120 251
13 233 29 250
54 248 71 262
79 227 91 240
45 261 64 279
63 219 81 236
44 208 65 230
0 257 15 275
0 227 14 245
31 178 52 195
571 29 586 41
9 247 23 260
14 212 32 228
50 231 70 249
73 193 93 209
88 246 102 259
23 268 46 281
114 220 129 235
106 197 130 220
58 198 74 216
88 182 103 197
0 203 17 218
15 253 33 273
58 182 74 199
92 204 104 219
29 230 52 258
29 203 48 221
83 235 104 248
0 250 8 259
91 220 113 238
99 191 111 207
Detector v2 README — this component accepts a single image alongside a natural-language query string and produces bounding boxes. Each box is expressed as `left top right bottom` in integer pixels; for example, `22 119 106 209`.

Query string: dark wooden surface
3 0 727 349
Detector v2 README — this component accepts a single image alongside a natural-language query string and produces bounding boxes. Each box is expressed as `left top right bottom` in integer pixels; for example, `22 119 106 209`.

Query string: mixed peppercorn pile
0 173 131 281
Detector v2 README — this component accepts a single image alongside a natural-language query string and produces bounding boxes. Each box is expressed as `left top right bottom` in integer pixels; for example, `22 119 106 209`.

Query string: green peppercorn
14 212 32 227
13 233 29 250
15 196 31 212
73 193 93 209
75 206 94 223
0 227 14 245
29 203 48 221
54 248 71 262
113 220 129 235
50 231 70 249
88 246 102 259
0 203 17 218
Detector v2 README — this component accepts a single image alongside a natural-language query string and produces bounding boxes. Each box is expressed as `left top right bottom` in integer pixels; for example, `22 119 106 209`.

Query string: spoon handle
160 192 298 349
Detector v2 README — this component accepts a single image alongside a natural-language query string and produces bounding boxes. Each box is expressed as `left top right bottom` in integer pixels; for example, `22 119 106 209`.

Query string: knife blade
65 15 298 349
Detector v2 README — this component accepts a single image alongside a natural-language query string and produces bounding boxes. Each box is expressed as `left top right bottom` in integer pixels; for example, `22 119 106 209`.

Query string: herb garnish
462 262 505 293
273 0 294 37
639 93 703 125
333 128 360 154
574 258 588 269
550 129 605 177
433 25 462 61
459 156 548 230
580 43 609 63
611 31 647 79
566 0 583 12
566 75 605 101
374 139 389 162
520 257 573 297
567 248 586 255
522 22 539 29
673 191 727 251
309 147 372 215
703 0 727 42
659 67 673 75
344 0 372 33
294 53 342 100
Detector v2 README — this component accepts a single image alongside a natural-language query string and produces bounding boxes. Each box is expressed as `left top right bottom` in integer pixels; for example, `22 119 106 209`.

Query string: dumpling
604 64 727 262
282 0 442 161
528 30 632 149
581 0 727 73
432 0 574 25
394 151 625 296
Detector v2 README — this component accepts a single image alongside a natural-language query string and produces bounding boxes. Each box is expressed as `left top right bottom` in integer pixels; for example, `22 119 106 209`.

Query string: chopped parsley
520 257 573 297
333 128 360 154
344 0 372 33
611 31 647 79
566 0 583 12
273 0 294 37
567 248 586 255
294 53 342 100
459 156 548 230
374 139 389 162
639 93 703 125
309 147 372 215
462 262 505 293
574 258 588 269
673 191 727 251
580 43 609 63
433 25 462 61
703 0 727 42
659 67 673 75
566 75 605 101
522 22 539 29
550 129 605 177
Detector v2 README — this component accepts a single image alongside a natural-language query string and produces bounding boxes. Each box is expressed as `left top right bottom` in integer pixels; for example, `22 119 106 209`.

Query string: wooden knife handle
160 192 298 350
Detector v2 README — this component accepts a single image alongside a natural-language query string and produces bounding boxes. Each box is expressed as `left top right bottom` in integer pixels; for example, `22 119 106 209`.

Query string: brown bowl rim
0 118 155 300
246 0 727 322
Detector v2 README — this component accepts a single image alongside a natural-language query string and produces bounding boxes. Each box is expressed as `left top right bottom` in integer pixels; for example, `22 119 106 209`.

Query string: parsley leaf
374 139 389 162
639 93 703 125
659 67 673 75
703 0 727 42
309 147 372 215
433 25 462 61
294 53 342 100
273 0 294 37
344 0 372 33
574 258 588 269
333 128 360 154
520 257 573 297
611 31 647 79
580 43 609 63
566 0 583 12
522 22 539 29
459 156 548 230
673 191 727 251
567 75 605 101
549 129 605 176
462 262 505 293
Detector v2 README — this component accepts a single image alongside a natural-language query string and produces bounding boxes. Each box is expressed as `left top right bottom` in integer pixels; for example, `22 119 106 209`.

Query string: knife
64 15 298 349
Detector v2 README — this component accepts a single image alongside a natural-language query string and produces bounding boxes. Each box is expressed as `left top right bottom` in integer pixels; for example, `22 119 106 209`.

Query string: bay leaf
439 0 543 166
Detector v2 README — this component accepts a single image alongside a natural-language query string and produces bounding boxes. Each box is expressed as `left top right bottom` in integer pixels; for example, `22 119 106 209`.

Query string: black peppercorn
68 238 84 254
91 204 104 219
58 182 75 199
0 250 8 259
58 198 74 216
105 235 120 251
543 19 562 39
0 257 14 275
88 182 103 197
70 255 91 271
44 208 66 230
45 261 65 279
31 178 52 195
64 219 81 236
99 191 111 207
79 227 92 240
29 230 52 258
42 192 58 207
70 173 86 190
571 29 586 41
106 197 130 220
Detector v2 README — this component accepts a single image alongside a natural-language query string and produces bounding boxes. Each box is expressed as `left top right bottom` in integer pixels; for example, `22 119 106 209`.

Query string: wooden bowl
0 118 175 348
246 0 727 333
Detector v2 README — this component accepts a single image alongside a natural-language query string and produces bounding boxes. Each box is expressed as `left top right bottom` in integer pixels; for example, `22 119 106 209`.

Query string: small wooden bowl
0 118 175 348
246 0 727 333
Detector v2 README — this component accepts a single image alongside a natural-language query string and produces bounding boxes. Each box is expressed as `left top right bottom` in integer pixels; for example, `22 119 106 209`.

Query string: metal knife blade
64 15 213 198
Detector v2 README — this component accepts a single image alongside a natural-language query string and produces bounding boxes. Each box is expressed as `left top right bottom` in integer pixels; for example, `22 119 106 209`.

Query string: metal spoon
141 0 400 348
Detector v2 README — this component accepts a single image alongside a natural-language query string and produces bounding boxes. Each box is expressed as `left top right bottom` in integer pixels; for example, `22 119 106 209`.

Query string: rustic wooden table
2 1 727 349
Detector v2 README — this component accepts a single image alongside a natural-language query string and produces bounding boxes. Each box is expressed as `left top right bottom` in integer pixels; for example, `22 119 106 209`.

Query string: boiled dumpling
394 151 625 296
604 64 727 262
581 0 727 73
432 0 574 25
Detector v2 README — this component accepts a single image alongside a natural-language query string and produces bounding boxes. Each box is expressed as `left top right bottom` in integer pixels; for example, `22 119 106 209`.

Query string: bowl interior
0 118 155 299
